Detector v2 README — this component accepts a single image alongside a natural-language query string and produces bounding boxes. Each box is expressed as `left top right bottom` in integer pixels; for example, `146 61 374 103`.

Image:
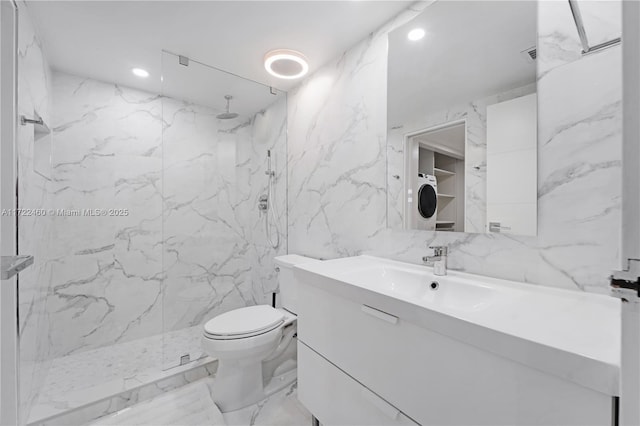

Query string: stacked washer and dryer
416 173 438 230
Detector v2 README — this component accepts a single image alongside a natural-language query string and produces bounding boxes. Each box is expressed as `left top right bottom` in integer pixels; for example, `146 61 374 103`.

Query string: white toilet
202 254 317 412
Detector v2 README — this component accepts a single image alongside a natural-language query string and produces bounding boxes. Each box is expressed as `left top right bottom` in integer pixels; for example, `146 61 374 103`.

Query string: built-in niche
407 121 465 232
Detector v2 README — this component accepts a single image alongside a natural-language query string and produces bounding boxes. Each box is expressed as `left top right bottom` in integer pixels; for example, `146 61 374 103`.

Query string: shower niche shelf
1 255 34 280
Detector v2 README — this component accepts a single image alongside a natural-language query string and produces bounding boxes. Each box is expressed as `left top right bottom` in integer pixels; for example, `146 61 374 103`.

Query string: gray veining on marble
16 2 55 423
16 1 622 424
287 0 622 294
45 71 287 366
12 52 288 421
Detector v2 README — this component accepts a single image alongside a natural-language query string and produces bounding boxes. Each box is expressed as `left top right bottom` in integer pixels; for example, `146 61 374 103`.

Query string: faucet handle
428 246 448 256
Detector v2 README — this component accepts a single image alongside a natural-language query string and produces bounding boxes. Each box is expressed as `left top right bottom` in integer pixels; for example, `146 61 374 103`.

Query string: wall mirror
387 1 538 236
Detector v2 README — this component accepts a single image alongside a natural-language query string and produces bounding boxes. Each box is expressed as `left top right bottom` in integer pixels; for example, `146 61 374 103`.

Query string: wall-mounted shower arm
20 116 43 126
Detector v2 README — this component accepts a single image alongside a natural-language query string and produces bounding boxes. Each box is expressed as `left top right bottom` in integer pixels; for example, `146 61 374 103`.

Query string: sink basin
339 263 497 312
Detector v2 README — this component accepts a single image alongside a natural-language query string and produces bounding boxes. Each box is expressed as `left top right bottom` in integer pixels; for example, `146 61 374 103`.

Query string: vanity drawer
297 280 612 425
298 342 418 426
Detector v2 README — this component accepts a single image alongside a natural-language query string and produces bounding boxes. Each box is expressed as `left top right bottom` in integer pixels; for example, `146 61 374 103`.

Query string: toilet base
210 342 297 412
211 363 298 413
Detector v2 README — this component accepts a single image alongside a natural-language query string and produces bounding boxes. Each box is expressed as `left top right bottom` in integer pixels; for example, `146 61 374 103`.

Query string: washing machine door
418 182 437 219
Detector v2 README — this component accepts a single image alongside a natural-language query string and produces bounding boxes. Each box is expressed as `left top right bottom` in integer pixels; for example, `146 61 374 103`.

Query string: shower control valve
258 195 268 211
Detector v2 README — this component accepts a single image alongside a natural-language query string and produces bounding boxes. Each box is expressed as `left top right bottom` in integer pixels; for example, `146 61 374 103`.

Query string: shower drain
179 354 191 365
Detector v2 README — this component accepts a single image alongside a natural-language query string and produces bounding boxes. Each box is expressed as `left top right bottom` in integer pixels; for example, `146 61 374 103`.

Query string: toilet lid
204 305 284 338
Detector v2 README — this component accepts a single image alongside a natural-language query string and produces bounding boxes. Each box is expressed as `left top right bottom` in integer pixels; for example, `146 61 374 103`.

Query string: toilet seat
204 305 284 340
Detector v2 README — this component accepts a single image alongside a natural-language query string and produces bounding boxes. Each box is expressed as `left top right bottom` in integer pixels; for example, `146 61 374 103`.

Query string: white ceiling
27 0 412 106
388 1 537 127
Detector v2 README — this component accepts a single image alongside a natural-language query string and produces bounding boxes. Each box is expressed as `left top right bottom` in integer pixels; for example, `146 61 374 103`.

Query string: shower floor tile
28 325 210 425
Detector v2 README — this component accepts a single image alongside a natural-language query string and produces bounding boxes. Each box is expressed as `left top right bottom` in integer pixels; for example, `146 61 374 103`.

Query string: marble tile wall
48 72 165 358
288 0 622 294
387 83 536 233
243 98 288 306
16 1 55 423
161 93 287 367
48 71 287 366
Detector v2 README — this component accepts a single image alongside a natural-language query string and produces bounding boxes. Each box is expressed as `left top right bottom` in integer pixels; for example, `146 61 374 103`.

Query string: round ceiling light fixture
407 28 426 41
132 67 150 78
264 49 309 80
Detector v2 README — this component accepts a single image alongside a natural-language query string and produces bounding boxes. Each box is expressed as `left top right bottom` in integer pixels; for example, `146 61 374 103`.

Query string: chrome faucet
422 245 448 276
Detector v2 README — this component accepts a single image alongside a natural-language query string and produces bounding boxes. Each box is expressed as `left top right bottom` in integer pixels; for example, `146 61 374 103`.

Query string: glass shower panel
15 4 56 423
161 52 287 369
21 60 165 424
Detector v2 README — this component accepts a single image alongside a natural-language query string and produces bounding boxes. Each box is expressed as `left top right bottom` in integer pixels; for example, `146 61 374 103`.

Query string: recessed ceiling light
132 68 149 78
264 49 309 80
407 28 426 41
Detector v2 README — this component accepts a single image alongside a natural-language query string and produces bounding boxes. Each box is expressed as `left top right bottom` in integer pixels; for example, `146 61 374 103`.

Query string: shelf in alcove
433 167 455 178
437 193 455 199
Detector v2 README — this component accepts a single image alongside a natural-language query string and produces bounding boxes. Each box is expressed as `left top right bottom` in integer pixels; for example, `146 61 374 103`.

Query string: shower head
217 95 239 120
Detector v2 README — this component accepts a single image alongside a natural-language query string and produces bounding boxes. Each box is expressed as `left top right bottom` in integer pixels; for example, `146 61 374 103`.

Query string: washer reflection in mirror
416 173 438 230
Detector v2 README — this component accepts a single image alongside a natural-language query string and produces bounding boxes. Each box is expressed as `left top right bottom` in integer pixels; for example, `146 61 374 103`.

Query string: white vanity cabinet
295 257 619 426
298 343 419 425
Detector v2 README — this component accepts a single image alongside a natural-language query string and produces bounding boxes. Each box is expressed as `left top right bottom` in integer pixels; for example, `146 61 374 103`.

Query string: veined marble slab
48 72 288 367
16 2 55 423
287 0 622 295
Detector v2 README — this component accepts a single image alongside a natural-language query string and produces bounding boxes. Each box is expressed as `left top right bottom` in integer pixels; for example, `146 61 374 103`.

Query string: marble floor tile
223 382 311 426
90 378 311 426
90 381 225 426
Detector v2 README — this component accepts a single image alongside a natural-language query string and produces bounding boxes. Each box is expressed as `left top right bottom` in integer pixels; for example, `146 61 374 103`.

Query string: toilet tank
274 254 318 315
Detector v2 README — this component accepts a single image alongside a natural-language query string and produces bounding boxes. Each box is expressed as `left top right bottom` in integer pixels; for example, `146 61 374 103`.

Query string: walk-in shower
11 40 288 425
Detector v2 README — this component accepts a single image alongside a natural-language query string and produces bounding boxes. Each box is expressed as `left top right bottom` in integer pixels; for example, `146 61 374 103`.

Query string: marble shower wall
48 72 164 359
243 98 288 306
288 0 621 294
16 1 55 422
387 82 536 233
48 71 287 361
161 94 287 356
